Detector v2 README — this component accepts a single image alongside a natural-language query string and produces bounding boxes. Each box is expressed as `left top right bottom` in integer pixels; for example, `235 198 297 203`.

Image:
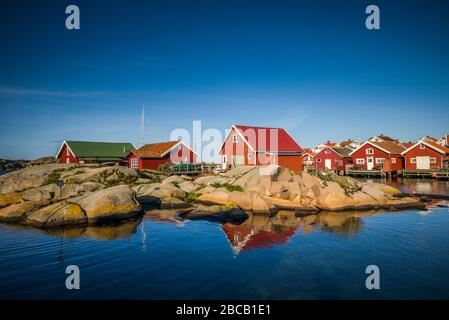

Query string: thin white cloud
0 86 109 97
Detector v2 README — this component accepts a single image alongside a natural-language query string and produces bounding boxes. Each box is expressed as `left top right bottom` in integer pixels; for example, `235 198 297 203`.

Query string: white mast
140 105 145 147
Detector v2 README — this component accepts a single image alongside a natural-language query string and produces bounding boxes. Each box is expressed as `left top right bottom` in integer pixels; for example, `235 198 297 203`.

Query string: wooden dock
401 170 432 178
158 163 222 176
346 169 382 177
400 170 449 179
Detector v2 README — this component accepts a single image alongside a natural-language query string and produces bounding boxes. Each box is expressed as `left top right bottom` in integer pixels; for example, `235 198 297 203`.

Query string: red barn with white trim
401 139 449 170
313 146 352 171
350 141 405 172
126 141 197 170
220 124 304 172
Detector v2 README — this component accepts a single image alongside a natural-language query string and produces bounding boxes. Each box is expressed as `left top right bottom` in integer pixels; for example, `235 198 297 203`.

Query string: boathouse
349 141 405 172
126 140 197 170
220 125 304 172
401 139 449 170
56 141 135 165
313 146 352 171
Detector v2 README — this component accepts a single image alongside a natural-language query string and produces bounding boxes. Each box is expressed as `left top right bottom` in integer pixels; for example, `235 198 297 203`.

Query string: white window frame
222 155 227 163
66 146 70 156
376 158 385 164
430 157 436 164
366 148 374 155
131 158 138 168
325 150 331 154
411 158 417 164
420 144 425 150
232 134 239 143
248 153 252 160
356 158 365 164
391 158 396 164
316 158 322 163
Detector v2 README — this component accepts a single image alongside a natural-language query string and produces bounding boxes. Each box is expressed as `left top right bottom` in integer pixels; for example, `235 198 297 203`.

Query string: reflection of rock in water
222 211 301 254
316 211 379 238
144 209 186 226
44 217 142 240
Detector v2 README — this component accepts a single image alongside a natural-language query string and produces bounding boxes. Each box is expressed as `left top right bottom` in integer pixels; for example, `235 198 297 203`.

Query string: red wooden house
349 141 405 172
313 146 352 171
220 124 304 172
401 139 449 170
126 140 197 170
302 148 315 166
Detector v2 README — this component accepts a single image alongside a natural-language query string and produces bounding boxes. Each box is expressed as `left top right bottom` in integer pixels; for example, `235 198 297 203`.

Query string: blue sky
1 0 449 159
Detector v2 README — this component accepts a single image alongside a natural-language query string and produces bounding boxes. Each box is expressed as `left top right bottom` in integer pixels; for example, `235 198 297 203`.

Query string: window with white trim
376 158 385 164
66 146 70 156
131 158 138 168
420 144 425 149
248 153 252 160
232 134 239 143
316 158 322 163
391 158 396 164
411 158 417 163
325 150 331 154
222 155 227 163
430 157 436 164
356 158 365 164
366 148 374 155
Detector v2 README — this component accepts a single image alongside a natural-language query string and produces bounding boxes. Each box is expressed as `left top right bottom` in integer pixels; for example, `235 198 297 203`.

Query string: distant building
313 146 353 171
220 124 304 172
56 141 135 165
350 141 405 172
401 139 449 170
337 139 363 151
438 134 449 148
126 141 197 170
313 140 337 154
368 134 399 143
302 148 315 166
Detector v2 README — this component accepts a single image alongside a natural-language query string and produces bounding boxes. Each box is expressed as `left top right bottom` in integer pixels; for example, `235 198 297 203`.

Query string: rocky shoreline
0 163 426 229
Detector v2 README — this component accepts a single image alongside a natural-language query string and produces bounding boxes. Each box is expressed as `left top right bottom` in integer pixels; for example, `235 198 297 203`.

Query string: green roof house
56 140 135 164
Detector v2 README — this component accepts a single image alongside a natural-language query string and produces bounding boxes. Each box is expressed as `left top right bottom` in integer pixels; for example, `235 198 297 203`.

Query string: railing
158 163 223 175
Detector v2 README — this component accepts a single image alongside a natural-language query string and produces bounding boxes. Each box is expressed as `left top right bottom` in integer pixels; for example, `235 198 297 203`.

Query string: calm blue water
0 201 449 300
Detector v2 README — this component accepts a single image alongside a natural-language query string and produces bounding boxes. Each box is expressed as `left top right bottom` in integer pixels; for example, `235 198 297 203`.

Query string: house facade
126 141 197 170
313 146 352 171
350 141 405 172
401 139 449 170
302 149 315 167
220 125 304 172
56 141 135 165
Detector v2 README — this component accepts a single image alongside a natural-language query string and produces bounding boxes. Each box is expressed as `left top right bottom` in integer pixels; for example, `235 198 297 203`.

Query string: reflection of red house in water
221 224 297 254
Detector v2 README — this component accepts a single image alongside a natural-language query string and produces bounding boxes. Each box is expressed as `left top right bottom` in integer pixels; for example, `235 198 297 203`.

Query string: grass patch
211 183 243 192
187 192 200 202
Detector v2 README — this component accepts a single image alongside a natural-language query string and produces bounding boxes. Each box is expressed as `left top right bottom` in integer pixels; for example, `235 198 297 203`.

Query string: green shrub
187 192 200 202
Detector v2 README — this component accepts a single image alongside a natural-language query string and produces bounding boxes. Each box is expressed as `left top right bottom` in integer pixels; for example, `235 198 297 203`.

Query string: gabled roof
131 141 198 158
401 139 449 155
368 134 397 142
349 141 405 156
223 124 303 153
330 146 353 157
302 148 315 157
57 141 135 159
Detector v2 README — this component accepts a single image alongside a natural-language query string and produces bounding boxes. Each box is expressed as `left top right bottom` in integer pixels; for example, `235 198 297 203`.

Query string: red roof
132 141 179 158
302 148 315 156
234 124 303 153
